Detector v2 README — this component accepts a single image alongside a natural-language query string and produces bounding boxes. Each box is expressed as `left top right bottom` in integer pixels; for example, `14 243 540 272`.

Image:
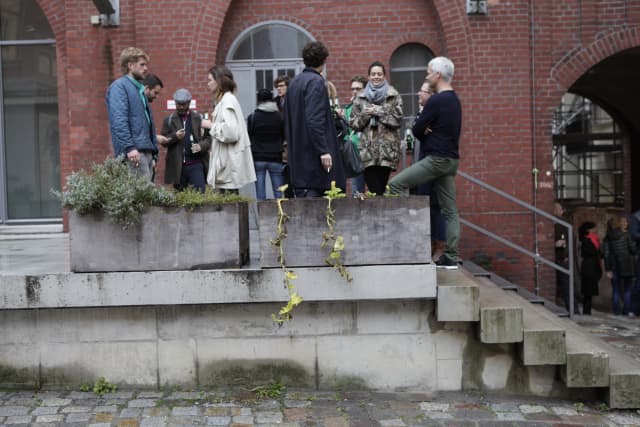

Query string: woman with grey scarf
349 61 403 195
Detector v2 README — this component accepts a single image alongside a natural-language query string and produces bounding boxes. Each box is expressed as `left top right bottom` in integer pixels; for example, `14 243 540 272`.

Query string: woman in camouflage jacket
349 61 403 195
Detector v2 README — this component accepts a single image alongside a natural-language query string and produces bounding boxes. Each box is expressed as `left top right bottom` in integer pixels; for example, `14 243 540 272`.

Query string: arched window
390 43 434 131
227 22 313 116
0 0 59 222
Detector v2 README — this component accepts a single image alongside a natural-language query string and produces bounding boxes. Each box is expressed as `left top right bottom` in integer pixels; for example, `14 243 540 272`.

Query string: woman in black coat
579 221 603 315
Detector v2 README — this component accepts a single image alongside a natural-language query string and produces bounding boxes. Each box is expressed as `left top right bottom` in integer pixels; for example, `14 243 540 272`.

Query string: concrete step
483 285 567 366
436 269 479 322
474 276 523 344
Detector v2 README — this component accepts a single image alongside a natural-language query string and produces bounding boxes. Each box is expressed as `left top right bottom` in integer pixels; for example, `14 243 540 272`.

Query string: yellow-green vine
270 185 302 325
321 181 352 282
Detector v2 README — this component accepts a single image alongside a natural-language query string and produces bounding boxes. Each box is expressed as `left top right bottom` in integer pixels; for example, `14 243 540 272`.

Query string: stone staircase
437 264 640 409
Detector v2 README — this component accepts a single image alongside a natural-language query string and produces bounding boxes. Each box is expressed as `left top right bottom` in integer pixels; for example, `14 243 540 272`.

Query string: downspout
529 0 540 295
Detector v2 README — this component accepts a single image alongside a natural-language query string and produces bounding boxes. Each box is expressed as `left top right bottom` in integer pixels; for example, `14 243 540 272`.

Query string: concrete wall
0 300 565 396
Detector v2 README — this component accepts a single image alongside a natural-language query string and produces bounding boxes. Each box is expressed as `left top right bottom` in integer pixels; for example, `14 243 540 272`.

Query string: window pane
2 44 60 219
0 0 54 41
231 24 312 60
390 43 433 69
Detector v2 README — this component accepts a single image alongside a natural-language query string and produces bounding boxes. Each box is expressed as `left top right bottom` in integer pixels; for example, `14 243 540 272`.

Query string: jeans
126 152 154 180
176 162 206 193
611 272 634 315
388 155 460 259
254 161 285 200
351 173 365 196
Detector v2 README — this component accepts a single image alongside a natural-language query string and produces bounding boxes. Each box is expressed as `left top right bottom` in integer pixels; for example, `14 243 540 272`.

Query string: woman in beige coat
202 65 256 192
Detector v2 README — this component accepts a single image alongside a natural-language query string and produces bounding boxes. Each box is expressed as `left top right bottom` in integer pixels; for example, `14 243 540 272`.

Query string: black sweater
413 90 461 159
248 109 284 162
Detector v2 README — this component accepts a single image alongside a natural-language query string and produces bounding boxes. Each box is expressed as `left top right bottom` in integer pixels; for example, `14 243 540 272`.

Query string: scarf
586 231 600 250
364 80 388 105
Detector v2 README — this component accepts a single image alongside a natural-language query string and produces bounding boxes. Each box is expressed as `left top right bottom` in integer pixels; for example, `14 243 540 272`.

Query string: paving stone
379 419 407 426
284 400 311 408
35 414 64 422
607 412 640 424
419 402 450 412
0 407 29 417
519 405 547 414
137 392 164 399
61 405 92 413
31 406 59 416
140 416 168 427
66 412 92 422
120 408 143 418
143 407 171 417
94 412 114 422
171 406 200 416
489 402 520 412
283 407 306 421
112 392 136 399
550 406 579 417
41 397 72 407
168 392 201 400
206 415 231 425
496 412 526 421
231 407 251 416
88 424 112 427
205 407 229 416
167 415 206 425
425 411 453 420
254 411 283 424
254 401 280 411
231 415 252 424
117 419 141 427
4 415 32 424
68 391 95 399
94 404 118 413
129 399 156 408
323 416 349 427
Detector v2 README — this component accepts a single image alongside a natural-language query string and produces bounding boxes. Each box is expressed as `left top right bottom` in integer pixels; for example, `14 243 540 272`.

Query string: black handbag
340 136 364 178
332 110 364 178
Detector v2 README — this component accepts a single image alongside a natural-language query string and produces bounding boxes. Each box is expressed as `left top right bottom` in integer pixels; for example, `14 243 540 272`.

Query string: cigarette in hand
327 167 331 173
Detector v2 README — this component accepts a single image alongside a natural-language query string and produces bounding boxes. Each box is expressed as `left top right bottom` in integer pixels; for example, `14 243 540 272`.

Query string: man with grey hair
388 56 462 270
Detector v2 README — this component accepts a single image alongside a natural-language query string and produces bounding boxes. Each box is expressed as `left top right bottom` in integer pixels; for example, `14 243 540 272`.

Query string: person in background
106 47 158 180
387 57 462 270
160 88 210 192
603 216 637 316
142 73 167 179
412 80 447 262
579 221 603 316
349 61 403 195
553 202 571 312
283 41 345 197
630 208 640 314
201 65 256 193
344 75 368 196
247 88 285 200
273 75 289 112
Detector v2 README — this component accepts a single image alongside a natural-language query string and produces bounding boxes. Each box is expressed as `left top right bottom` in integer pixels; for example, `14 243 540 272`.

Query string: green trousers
388 156 460 259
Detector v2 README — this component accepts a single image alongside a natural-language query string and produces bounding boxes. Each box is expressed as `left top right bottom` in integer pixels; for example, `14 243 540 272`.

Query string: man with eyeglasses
273 75 289 112
344 75 368 196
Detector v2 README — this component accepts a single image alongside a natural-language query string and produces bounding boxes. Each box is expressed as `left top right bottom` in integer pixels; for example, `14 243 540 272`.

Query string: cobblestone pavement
1 389 640 427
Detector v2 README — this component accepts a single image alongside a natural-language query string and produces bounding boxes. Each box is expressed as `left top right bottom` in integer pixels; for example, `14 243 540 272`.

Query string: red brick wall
41 0 639 299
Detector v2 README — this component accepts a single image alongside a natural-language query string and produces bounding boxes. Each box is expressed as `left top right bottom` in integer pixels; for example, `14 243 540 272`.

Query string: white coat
207 91 257 189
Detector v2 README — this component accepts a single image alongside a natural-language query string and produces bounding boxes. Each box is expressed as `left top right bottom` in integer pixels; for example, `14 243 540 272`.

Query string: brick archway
551 27 640 89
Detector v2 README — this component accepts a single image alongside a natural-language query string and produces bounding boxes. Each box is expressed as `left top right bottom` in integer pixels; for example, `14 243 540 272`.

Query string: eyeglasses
275 84 287 88
351 87 362 91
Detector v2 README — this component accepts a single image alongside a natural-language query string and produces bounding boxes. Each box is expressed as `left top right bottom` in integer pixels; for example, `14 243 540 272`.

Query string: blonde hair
325 80 339 107
119 47 149 74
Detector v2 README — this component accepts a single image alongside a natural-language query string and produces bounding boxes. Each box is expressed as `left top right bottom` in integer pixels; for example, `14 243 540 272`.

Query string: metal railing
458 171 575 318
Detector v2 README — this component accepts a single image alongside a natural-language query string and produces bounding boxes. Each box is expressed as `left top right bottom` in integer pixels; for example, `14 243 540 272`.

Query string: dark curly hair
302 42 329 68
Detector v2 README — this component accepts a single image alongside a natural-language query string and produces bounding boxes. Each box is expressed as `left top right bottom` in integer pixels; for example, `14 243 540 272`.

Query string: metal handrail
458 170 575 318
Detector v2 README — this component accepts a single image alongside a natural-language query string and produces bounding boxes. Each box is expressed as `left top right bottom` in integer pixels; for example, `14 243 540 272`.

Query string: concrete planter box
258 196 431 268
69 203 249 272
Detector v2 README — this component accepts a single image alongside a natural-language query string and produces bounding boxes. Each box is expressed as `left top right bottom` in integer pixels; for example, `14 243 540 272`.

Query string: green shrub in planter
54 157 248 229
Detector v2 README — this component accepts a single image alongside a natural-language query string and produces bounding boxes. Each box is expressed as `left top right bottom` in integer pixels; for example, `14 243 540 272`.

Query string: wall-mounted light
91 0 120 26
467 0 488 15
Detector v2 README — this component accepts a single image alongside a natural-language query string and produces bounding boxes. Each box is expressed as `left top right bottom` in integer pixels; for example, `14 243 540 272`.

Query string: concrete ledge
436 269 479 322
0 264 436 309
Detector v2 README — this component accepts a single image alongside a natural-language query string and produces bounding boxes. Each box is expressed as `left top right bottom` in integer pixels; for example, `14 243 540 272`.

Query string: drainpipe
529 0 540 295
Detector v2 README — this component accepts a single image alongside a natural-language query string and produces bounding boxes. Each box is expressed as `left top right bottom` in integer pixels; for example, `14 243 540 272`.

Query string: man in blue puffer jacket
106 47 158 180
